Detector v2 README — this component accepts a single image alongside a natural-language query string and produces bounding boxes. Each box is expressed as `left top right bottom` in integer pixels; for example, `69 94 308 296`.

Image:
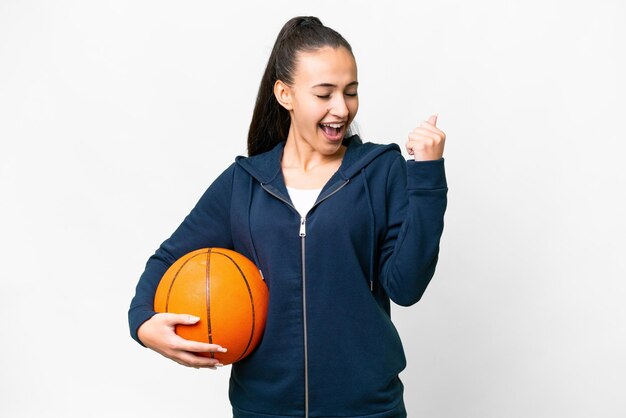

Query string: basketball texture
154 248 269 365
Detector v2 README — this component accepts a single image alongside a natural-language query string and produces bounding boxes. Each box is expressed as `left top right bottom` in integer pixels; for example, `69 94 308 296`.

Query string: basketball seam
165 251 210 313
212 250 256 362
205 249 214 359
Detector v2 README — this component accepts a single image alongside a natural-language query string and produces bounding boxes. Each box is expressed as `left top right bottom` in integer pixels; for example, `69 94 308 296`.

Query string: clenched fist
406 114 446 161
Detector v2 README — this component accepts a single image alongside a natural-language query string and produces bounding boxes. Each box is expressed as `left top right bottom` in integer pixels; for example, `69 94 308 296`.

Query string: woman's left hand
406 114 446 161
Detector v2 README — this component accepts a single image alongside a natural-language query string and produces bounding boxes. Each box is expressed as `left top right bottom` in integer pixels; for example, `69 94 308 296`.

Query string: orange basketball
154 248 269 365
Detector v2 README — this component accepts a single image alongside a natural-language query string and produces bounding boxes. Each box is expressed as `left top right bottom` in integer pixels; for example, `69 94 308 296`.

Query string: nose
329 95 349 119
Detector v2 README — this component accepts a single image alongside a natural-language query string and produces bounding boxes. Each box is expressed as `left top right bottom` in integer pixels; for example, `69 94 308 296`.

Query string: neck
282 131 346 172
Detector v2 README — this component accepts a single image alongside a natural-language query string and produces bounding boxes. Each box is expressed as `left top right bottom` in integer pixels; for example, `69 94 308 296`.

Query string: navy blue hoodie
129 134 448 418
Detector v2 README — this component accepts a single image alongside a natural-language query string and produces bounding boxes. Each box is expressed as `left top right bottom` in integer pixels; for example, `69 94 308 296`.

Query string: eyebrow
311 81 359 88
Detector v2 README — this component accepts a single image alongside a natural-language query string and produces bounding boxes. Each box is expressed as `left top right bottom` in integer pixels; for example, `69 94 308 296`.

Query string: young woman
129 16 447 418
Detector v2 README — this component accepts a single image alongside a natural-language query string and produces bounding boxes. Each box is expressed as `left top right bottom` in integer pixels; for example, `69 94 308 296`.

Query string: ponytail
247 16 356 156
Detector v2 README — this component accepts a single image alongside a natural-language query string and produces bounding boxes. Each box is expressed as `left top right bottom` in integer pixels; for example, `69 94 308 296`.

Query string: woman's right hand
137 313 228 369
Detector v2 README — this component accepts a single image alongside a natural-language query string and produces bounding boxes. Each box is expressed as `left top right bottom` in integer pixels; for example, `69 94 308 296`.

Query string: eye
316 95 331 99
345 93 358 97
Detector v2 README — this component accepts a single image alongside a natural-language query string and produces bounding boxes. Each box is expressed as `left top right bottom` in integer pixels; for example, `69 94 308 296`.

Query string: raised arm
378 114 448 305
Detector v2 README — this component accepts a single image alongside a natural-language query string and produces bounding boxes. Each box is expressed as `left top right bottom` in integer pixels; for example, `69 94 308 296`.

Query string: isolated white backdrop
1 1 625 417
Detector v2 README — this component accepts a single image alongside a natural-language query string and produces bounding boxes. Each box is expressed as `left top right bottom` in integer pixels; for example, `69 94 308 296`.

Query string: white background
1 1 625 417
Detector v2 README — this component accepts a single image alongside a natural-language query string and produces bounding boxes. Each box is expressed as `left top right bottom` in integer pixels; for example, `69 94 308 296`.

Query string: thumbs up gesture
405 114 446 161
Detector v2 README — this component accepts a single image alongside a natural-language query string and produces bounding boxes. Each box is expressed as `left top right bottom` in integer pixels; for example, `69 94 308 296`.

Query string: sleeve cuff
129 309 157 347
406 157 447 190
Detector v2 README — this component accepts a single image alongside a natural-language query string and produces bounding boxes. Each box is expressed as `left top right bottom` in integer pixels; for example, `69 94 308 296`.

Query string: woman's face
277 46 359 156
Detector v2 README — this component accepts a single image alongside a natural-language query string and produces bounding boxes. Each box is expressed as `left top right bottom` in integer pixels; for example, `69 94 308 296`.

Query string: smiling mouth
319 123 345 139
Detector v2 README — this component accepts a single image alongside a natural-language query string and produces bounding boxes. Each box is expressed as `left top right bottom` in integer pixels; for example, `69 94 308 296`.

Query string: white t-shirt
286 186 322 218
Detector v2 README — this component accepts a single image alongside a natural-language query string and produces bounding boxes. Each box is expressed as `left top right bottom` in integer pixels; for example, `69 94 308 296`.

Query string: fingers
163 314 229 353
172 351 225 369
161 336 227 369
405 113 446 161
406 128 442 153
408 127 442 142
177 337 228 354
412 118 445 138
140 313 228 370
162 313 201 326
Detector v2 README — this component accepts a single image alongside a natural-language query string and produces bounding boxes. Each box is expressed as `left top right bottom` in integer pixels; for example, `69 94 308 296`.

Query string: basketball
154 248 269 365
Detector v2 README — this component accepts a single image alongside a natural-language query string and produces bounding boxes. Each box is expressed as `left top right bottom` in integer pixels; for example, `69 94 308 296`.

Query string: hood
234 134 397 294
235 134 401 185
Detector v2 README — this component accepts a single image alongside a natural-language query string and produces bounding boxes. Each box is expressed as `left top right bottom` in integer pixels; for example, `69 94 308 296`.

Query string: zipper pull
370 280 373 291
299 217 306 237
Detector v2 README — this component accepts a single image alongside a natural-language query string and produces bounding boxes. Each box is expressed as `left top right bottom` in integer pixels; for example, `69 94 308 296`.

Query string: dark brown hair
247 16 356 156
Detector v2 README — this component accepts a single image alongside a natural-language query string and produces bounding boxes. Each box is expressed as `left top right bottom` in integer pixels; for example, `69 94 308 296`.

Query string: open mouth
319 122 345 141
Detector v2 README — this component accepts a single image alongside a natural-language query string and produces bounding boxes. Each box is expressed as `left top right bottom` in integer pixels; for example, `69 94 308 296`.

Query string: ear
274 80 293 111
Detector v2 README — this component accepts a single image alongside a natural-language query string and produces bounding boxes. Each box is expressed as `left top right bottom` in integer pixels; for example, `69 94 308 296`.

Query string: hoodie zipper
299 215 308 418
261 179 349 418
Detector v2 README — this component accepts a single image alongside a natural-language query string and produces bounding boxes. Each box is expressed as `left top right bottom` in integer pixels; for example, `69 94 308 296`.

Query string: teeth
321 123 344 129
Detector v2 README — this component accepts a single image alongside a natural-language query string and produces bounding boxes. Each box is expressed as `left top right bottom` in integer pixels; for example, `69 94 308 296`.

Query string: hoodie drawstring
246 177 264 280
361 167 376 292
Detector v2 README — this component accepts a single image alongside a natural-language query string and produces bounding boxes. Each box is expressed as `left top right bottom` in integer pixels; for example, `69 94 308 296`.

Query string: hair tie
298 17 318 27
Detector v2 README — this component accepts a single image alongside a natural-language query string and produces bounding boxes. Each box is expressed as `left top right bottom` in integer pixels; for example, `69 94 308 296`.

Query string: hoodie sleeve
128 162 236 346
378 154 448 306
